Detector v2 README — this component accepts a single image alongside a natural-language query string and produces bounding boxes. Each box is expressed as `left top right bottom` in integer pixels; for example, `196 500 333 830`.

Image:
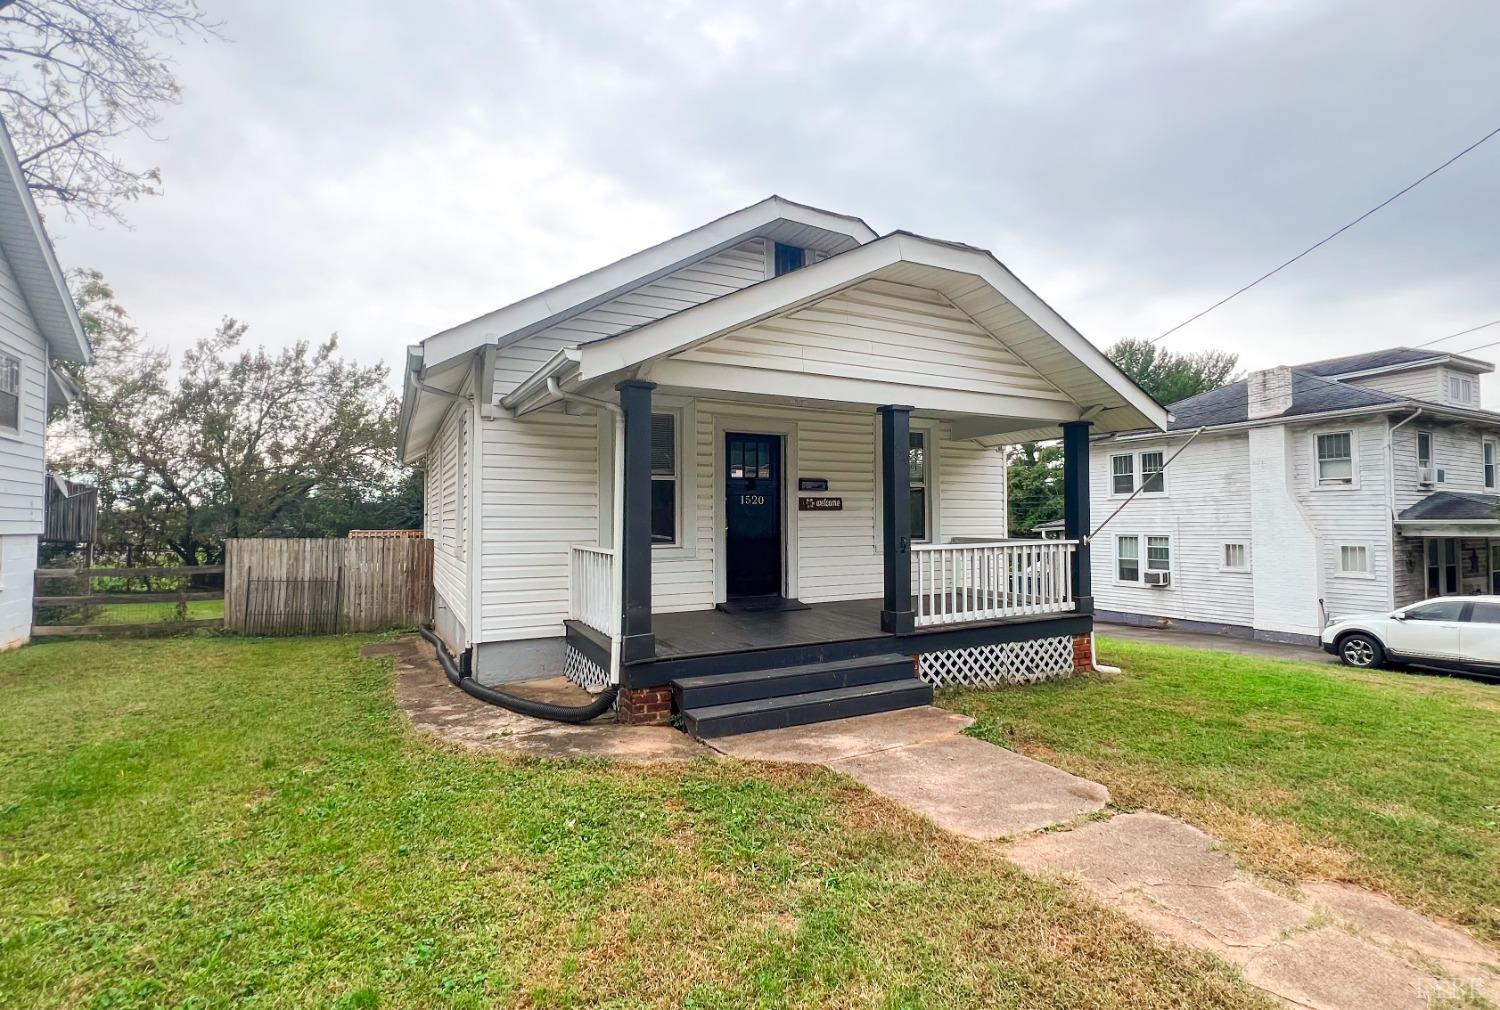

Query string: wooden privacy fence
224 537 433 635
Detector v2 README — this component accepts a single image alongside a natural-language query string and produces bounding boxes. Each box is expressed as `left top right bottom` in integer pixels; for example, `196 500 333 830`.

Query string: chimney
1247 366 1295 420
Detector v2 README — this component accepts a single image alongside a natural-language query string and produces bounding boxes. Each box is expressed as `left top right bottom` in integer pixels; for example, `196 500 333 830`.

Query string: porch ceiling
503 233 1168 441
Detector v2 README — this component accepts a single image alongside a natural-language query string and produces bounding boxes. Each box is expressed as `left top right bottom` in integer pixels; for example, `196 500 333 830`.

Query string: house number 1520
739 494 766 505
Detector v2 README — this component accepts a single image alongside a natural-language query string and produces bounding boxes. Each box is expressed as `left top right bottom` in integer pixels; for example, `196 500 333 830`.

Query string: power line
1414 318 1500 348
1149 123 1500 345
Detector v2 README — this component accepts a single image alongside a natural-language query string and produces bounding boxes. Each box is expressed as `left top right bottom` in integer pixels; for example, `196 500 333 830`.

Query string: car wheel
1337 633 1384 669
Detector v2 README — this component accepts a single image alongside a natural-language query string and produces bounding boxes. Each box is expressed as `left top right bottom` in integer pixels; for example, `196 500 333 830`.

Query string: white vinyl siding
1090 432 1252 627
0 249 49 537
425 403 469 639
1346 366 1444 401
491 240 769 399
1393 420 1500 513
674 279 1071 406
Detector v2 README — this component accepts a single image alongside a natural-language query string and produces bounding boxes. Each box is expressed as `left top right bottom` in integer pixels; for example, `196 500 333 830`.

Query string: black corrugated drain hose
419 624 618 724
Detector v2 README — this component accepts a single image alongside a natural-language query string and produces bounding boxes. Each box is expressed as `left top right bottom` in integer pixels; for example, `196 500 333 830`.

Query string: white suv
1321 596 1500 680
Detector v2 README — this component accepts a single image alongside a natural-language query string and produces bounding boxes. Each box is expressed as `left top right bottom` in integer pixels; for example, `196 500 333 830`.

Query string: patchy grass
0 636 1270 1009
942 637 1500 943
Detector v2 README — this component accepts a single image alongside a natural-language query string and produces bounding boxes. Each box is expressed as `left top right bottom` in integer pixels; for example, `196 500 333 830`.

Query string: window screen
1110 454 1134 495
1140 451 1165 493
1117 535 1139 581
1147 535 1170 571
1316 432 1353 484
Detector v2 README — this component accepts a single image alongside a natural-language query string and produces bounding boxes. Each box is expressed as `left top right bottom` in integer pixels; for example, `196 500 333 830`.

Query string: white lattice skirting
917 636 1076 689
563 643 610 692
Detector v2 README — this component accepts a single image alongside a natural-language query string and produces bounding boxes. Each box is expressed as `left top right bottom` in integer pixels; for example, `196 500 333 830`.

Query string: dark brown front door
725 432 782 598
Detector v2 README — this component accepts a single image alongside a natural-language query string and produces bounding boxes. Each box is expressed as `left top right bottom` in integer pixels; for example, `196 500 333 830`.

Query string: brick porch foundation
617 685 673 725
1072 633 1094 673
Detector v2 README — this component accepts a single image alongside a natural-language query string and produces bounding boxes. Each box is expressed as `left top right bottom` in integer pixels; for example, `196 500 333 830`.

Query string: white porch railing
568 545 618 636
913 539 1077 627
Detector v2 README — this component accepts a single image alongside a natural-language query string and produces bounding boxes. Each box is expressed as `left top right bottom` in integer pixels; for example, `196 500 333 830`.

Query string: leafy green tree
1007 441 1063 537
1106 337 1240 406
53 272 412 563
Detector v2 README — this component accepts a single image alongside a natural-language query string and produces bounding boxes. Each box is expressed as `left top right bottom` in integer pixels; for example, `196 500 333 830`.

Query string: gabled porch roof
500 231 1169 442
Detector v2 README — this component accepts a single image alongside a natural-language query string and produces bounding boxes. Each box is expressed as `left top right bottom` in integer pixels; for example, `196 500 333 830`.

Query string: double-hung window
1147 536 1171 574
1449 374 1474 404
650 412 678 545
1315 431 1354 486
1110 454 1134 495
909 430 929 541
1140 451 1165 494
1484 438 1497 490
0 353 18 434
1222 543 1248 571
1116 535 1139 582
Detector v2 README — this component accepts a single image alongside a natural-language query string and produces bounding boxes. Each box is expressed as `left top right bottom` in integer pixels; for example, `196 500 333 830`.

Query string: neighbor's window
1338 544 1370 575
909 430 929 541
651 412 677 545
1116 535 1139 582
0 353 18 433
1140 451 1166 494
1485 439 1497 490
1315 431 1354 485
1417 431 1433 469
1223 543 1248 571
773 242 806 276
1449 374 1474 403
1110 453 1135 495
1147 535 1171 573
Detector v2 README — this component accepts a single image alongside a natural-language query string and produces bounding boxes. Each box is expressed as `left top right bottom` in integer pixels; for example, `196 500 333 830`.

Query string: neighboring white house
399 196 1166 731
1091 347 1500 644
0 118 92 650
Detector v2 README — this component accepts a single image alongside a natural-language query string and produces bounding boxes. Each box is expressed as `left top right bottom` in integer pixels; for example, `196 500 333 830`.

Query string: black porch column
878 405 916 634
616 379 656 664
1061 419 1093 610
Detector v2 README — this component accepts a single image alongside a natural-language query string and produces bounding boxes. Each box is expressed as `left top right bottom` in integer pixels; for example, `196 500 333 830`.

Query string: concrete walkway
712 708 1499 1009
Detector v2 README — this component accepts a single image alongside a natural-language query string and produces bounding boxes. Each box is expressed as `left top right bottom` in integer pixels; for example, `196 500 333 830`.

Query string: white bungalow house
0 119 91 650
398 197 1167 733
1090 347 1500 645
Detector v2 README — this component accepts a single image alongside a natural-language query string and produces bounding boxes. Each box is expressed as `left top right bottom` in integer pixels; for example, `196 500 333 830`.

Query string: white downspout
549 377 626 686
1386 408 1423 610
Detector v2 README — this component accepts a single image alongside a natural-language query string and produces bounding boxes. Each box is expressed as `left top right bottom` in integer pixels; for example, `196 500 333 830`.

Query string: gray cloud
48 0 1500 401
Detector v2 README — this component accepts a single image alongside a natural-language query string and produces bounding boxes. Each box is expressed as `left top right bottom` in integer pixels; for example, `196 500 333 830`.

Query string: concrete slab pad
1242 927 1434 1010
831 734 1109 839
1145 880 1313 949
707 705 975 764
1303 881 1497 967
375 637 710 763
1007 811 1236 893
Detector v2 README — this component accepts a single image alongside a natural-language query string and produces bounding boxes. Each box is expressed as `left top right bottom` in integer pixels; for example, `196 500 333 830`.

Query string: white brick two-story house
1089 347 1500 644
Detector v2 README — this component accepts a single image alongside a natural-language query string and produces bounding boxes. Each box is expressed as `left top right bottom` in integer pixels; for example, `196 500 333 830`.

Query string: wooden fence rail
224 537 433 635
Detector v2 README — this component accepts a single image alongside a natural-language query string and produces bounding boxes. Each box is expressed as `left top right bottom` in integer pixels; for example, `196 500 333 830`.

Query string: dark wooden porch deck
654 598 885 658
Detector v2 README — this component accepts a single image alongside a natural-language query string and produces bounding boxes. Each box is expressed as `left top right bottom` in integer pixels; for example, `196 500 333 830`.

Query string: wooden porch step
680 679 933 739
672 653 913 709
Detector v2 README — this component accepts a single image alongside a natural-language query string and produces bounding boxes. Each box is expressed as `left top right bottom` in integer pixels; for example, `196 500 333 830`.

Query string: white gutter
500 347 581 413
547 377 625 687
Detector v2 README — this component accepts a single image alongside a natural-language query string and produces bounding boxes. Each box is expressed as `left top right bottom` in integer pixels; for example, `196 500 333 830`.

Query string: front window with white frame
1140 451 1166 494
1336 543 1371 577
1147 535 1171 574
651 412 679 545
0 352 19 434
1315 431 1354 486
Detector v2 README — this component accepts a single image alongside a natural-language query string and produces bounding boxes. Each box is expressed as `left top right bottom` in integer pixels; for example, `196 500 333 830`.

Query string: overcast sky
47 0 1500 402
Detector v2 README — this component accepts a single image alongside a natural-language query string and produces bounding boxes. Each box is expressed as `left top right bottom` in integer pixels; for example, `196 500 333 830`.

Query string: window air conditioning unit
1144 570 1171 587
1417 465 1436 487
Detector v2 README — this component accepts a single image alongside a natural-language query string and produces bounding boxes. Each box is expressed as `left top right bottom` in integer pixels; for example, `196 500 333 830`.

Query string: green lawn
0 636 1267 1010
88 598 225 625
943 636 1500 943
